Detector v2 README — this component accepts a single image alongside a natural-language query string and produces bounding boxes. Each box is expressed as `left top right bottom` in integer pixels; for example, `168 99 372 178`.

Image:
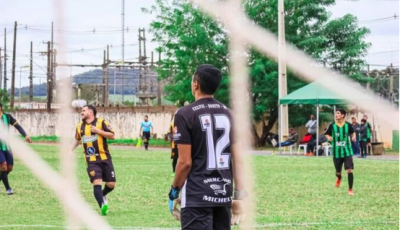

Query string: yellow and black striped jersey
75 118 114 163
169 120 176 149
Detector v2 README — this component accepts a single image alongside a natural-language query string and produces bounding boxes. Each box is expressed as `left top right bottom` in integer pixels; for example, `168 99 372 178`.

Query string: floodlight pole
278 0 289 153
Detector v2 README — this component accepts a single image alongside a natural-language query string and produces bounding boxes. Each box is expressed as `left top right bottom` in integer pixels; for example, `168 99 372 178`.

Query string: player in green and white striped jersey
325 109 356 196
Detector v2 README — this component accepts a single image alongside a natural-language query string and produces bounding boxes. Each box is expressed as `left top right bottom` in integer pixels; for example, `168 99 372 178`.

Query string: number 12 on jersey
200 114 231 170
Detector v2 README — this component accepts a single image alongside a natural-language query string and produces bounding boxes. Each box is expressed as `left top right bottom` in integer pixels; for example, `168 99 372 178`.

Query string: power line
367 63 399 67
0 23 147 30
0 25 149 37
0 27 25 36
0 26 144 36
359 14 398 24
55 43 138 53
17 26 144 35
339 0 399 1
369 50 399 55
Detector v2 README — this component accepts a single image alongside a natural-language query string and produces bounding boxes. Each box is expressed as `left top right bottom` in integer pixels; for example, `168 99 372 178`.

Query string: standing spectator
139 115 153 151
274 128 298 147
351 117 361 156
359 119 368 158
363 115 372 155
305 115 317 140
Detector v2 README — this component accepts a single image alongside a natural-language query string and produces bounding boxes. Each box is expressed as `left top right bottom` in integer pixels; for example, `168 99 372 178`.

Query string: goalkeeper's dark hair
83 105 97 117
193 64 222 95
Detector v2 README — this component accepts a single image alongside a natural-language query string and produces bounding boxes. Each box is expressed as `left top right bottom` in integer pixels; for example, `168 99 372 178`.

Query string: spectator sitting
274 128 298 147
306 133 328 156
299 133 313 144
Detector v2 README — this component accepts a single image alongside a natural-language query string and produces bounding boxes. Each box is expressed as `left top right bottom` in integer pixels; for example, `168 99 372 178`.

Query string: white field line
0 220 398 229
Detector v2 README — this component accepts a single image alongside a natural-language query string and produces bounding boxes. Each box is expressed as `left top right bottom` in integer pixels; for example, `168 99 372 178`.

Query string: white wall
10 107 176 139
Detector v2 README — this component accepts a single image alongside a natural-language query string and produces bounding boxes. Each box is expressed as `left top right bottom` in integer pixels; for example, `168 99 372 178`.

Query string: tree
145 0 370 146
144 0 230 106
320 14 371 82
79 85 97 104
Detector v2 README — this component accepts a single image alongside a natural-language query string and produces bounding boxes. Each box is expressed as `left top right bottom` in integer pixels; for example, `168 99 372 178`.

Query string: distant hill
12 68 158 96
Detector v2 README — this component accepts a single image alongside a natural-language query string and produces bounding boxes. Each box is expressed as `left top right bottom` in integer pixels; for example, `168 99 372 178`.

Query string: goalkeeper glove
168 185 180 213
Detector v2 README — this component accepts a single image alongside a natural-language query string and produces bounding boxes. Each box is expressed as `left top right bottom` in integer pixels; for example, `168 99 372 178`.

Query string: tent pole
333 105 336 117
279 104 282 154
316 104 319 157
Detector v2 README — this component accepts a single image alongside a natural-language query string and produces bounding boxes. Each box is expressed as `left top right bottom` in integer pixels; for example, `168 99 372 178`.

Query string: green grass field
1 145 398 230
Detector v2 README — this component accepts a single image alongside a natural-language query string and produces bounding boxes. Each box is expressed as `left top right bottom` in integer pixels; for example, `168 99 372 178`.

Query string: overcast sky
0 0 398 89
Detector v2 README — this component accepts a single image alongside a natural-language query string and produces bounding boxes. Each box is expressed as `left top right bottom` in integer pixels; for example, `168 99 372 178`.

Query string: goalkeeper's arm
231 143 245 193
231 143 246 226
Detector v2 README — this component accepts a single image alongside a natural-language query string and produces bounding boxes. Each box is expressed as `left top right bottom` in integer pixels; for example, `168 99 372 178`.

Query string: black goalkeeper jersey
173 98 234 208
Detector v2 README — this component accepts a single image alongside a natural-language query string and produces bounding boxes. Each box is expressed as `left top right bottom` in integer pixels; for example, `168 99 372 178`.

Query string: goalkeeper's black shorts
181 206 231 230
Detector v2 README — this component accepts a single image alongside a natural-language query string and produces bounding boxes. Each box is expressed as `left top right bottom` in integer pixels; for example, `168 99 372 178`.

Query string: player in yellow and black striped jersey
72 105 116 216
75 119 113 163
168 117 178 177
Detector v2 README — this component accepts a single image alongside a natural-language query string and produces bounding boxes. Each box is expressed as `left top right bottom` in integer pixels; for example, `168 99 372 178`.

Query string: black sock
145 142 149 149
348 173 354 189
336 173 342 180
1 171 10 190
93 185 103 208
172 158 177 173
103 185 114 196
367 146 371 155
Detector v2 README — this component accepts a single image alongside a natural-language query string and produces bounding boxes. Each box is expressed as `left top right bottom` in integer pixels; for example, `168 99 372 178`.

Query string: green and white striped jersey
326 122 355 158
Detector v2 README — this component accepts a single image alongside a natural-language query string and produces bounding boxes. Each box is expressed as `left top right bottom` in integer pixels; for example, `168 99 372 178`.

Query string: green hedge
30 135 171 147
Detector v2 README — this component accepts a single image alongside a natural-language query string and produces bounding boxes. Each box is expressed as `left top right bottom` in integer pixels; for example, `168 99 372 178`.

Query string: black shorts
334 156 354 172
181 206 231 230
171 147 178 159
0 150 13 165
142 131 151 140
87 159 116 183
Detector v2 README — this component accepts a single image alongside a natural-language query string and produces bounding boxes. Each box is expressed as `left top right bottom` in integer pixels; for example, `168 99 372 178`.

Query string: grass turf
28 136 400 154
0 145 398 230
